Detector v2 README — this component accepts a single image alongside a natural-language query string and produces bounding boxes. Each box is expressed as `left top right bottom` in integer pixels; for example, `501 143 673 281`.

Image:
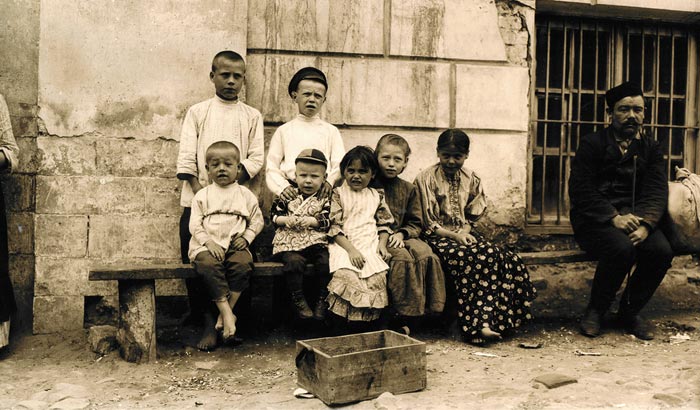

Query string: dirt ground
1 310 699 410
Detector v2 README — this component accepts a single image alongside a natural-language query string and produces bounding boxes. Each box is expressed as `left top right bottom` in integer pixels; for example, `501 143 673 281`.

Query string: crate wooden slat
296 330 426 405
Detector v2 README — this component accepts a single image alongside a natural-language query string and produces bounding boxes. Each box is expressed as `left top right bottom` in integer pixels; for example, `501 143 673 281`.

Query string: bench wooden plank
89 262 302 281
90 253 596 282
518 250 594 265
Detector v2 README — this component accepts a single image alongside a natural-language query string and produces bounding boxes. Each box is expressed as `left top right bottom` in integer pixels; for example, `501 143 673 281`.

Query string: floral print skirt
426 232 536 340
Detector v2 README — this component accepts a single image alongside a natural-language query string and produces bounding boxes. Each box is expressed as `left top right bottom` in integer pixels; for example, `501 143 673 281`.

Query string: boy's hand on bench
205 240 225 261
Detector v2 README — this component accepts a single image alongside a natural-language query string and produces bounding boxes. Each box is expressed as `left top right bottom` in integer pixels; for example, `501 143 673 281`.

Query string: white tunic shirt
265 114 345 196
176 96 265 207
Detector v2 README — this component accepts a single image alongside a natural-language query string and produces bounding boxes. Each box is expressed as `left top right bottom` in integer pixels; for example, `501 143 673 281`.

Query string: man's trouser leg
619 229 673 315
574 223 636 313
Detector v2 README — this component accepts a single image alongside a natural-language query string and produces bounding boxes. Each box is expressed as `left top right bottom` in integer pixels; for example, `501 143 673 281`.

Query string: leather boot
619 313 655 340
313 296 329 321
580 307 603 337
291 291 313 319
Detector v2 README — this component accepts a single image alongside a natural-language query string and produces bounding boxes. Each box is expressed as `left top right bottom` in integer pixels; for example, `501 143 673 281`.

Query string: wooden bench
89 262 308 362
89 251 598 363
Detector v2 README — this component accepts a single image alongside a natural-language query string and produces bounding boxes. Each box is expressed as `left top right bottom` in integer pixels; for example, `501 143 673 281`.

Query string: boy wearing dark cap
569 81 671 340
266 67 345 202
270 149 333 320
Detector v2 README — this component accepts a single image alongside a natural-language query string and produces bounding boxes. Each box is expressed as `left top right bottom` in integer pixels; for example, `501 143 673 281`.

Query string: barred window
528 16 699 233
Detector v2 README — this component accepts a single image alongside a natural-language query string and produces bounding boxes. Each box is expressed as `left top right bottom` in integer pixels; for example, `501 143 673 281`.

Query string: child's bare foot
196 326 218 351
215 314 223 331
196 312 218 351
480 325 502 340
221 314 237 343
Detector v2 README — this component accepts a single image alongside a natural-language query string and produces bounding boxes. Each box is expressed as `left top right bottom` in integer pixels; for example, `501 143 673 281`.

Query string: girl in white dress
326 146 394 326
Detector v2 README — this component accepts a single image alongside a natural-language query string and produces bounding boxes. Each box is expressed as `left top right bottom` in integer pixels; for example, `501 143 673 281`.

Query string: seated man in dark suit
569 81 671 340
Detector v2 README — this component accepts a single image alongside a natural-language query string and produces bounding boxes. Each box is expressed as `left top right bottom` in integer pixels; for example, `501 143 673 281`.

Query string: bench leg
117 279 156 363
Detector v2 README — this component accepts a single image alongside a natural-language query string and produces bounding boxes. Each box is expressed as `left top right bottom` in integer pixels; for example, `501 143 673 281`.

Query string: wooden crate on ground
295 330 426 405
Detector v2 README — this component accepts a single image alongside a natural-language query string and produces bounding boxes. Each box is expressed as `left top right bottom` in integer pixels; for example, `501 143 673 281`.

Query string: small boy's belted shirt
188 182 264 261
271 190 331 254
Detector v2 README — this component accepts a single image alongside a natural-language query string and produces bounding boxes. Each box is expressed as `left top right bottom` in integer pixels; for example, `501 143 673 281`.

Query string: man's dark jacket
569 126 668 231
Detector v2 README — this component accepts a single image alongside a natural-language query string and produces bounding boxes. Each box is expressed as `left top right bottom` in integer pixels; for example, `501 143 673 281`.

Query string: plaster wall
0 0 40 332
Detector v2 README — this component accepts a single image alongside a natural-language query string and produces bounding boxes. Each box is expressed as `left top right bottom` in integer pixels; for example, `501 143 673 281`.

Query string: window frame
526 15 699 235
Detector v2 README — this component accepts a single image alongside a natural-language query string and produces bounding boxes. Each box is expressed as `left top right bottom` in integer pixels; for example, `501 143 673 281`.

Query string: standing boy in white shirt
265 67 345 201
176 50 264 350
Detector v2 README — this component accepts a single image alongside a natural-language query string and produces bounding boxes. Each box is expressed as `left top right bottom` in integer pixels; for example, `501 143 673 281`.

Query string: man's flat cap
605 81 643 107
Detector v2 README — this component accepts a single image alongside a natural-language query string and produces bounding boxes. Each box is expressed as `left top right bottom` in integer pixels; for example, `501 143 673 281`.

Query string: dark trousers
180 207 217 320
574 223 673 315
193 249 253 301
276 244 330 293
0 185 16 323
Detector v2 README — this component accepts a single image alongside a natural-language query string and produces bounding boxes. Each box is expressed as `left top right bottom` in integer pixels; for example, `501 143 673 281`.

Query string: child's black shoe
291 291 313 319
313 297 329 321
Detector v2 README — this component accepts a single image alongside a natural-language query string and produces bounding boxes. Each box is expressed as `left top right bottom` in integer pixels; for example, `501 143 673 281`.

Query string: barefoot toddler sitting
188 141 263 345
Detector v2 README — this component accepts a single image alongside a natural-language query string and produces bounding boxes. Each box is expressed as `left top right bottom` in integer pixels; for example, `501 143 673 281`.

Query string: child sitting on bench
270 149 332 320
188 141 264 344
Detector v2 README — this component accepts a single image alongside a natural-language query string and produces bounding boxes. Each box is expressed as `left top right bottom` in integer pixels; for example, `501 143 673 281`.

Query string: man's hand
347 249 366 269
280 185 298 202
318 181 332 199
628 225 650 246
612 214 642 233
388 232 405 249
205 240 225 261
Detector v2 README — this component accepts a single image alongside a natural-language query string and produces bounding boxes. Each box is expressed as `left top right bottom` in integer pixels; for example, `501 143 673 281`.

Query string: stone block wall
30 0 249 333
246 0 535 226
2 0 538 333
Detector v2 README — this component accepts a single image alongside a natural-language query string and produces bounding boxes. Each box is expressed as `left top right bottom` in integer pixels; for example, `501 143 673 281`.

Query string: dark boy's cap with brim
288 67 328 97
295 148 328 167
605 81 644 108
